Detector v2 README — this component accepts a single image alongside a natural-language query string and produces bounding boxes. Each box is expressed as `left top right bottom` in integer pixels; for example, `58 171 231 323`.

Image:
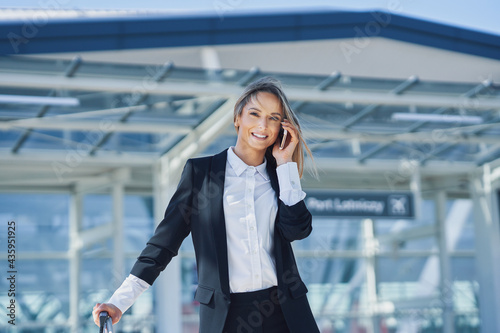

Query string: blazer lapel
266 159 285 281
209 149 230 296
266 160 280 195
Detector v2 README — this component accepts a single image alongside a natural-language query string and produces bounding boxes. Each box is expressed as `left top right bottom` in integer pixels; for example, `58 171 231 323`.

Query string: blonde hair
233 76 315 178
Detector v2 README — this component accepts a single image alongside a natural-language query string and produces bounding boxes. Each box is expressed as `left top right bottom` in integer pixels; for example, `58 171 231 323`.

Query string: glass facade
0 193 155 332
0 193 480 332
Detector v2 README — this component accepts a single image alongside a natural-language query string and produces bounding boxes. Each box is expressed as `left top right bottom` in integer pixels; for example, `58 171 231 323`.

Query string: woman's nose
258 117 268 128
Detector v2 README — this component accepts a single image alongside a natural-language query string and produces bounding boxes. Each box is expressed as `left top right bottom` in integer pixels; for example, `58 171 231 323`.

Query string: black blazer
131 149 319 333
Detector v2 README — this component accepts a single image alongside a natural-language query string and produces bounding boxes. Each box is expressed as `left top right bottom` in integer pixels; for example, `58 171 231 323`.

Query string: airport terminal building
1 7 500 333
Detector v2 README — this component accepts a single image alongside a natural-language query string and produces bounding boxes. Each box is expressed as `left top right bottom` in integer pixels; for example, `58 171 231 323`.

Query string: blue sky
4 0 500 35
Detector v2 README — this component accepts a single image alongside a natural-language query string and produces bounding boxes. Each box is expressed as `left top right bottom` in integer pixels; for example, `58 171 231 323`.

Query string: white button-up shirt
224 146 278 293
108 147 306 312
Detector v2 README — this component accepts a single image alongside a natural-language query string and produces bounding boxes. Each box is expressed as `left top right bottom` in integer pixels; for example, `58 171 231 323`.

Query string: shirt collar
227 147 269 180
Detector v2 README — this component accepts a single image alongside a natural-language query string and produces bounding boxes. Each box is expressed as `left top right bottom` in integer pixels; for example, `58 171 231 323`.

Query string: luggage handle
99 311 113 333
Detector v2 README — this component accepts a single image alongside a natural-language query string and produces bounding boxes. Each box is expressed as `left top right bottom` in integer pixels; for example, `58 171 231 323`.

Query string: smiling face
234 91 284 155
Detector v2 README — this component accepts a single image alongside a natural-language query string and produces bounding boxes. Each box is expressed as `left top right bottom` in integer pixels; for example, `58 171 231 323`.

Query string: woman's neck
232 145 266 167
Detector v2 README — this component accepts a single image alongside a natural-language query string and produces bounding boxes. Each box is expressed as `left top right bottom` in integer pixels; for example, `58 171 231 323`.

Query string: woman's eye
250 112 259 117
270 117 279 121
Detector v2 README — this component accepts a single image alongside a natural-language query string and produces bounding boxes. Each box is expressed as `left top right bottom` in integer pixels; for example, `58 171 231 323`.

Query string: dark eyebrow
248 107 283 120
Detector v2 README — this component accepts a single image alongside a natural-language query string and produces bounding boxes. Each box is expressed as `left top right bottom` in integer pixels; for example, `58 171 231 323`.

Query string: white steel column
470 165 500 333
69 186 83 332
436 191 454 333
112 169 128 287
112 169 127 333
153 159 183 333
363 218 379 333
410 165 422 220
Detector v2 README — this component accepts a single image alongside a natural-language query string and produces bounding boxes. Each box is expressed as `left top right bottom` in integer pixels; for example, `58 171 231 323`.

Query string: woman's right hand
92 303 122 326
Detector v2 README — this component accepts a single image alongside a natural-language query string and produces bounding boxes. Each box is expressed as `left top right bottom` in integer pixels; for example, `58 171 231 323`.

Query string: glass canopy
1 55 499 165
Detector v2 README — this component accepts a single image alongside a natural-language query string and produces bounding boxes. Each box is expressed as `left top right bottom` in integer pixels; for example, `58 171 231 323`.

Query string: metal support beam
112 170 126 287
377 224 436 245
4 118 500 145
420 81 495 165
237 66 260 86
69 186 83 332
436 191 454 333
78 223 114 248
153 160 182 333
2 118 192 134
419 142 457 165
354 76 418 161
363 218 379 333
111 170 126 332
159 97 237 174
358 79 493 163
88 61 175 155
358 143 390 163
476 146 500 166
11 56 82 153
2 73 499 110
410 165 422 220
470 165 500 333
292 71 342 111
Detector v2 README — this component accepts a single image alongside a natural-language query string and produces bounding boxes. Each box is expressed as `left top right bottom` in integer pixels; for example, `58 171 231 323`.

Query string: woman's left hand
272 119 299 166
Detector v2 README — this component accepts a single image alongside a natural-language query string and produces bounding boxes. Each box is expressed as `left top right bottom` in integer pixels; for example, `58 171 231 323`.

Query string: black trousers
223 287 290 333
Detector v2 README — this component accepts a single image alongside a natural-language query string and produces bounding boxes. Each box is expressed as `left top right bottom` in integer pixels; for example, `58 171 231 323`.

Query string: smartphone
280 128 288 150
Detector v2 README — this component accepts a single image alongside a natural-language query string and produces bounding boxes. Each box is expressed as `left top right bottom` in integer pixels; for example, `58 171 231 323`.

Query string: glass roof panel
21 129 69 150
0 130 22 149
309 140 356 159
96 132 158 153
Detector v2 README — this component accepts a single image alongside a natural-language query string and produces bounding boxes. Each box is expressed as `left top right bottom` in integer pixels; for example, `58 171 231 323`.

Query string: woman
93 77 320 333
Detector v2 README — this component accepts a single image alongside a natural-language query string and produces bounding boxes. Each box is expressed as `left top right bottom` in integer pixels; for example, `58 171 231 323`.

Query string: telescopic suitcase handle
99 311 113 333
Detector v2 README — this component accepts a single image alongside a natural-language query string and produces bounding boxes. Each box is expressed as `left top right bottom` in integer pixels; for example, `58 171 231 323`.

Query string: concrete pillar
112 176 125 287
470 165 500 333
410 165 421 221
363 218 379 333
436 190 454 333
153 159 183 333
69 187 83 332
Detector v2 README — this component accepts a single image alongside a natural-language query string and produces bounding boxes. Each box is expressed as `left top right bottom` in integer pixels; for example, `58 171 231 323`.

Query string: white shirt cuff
276 162 306 206
108 274 150 314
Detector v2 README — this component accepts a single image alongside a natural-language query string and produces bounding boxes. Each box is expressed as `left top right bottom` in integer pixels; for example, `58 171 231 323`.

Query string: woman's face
235 92 284 153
